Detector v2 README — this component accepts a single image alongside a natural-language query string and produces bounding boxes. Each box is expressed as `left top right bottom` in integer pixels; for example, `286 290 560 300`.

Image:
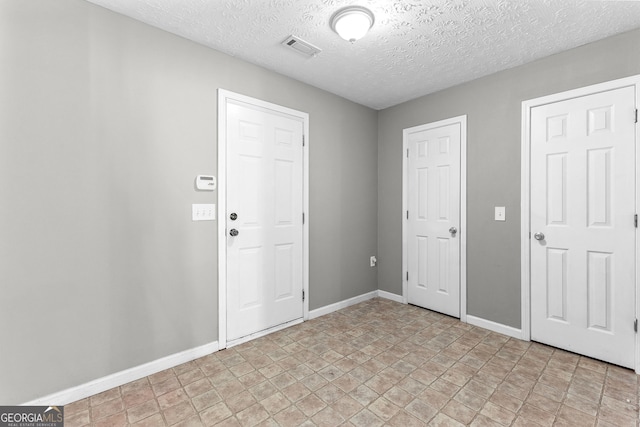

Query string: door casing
521 75 640 373
218 89 310 350
402 115 468 322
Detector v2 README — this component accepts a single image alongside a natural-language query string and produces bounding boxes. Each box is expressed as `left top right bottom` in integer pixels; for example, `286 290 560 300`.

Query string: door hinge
635 109 638 124
406 210 409 220
302 135 305 146
635 319 638 333
406 272 409 281
303 212 305 224
302 290 305 302
406 148 409 158
635 214 638 228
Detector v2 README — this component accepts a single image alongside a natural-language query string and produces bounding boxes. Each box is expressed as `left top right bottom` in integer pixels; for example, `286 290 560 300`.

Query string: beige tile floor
64 298 640 426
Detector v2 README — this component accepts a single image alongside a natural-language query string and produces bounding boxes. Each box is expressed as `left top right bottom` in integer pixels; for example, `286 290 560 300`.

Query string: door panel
407 121 461 317
226 102 304 342
530 86 636 368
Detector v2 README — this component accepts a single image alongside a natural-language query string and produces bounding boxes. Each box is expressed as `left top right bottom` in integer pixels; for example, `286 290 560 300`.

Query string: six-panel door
226 101 304 342
530 86 636 368
407 122 461 317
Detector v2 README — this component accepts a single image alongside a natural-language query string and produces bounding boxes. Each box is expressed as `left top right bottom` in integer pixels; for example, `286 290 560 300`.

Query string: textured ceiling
85 0 640 110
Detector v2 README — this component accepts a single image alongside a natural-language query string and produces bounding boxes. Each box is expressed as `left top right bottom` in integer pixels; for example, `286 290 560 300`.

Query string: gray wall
0 0 378 404
377 29 640 329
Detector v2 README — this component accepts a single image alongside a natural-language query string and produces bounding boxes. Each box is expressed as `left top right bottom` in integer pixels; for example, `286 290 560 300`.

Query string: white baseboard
27 296 524 405
309 291 378 319
309 291 525 343
34 290 381 405
377 290 404 303
23 341 219 406
466 315 524 340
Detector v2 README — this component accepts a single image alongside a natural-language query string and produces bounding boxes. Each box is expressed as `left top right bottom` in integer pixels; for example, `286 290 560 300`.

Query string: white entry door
225 99 304 342
405 119 462 317
530 86 636 368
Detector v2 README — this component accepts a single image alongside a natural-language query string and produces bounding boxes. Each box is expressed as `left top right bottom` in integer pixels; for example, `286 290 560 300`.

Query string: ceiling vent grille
281 35 322 58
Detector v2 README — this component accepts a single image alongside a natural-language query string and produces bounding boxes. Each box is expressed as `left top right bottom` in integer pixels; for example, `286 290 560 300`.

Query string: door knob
229 229 239 237
534 232 545 241
449 227 457 236
230 213 238 221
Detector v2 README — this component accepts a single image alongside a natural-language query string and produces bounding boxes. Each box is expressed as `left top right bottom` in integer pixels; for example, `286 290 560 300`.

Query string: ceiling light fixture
330 6 375 43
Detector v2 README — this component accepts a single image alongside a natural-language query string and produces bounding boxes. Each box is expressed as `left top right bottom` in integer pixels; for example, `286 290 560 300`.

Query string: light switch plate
192 204 216 221
495 206 506 221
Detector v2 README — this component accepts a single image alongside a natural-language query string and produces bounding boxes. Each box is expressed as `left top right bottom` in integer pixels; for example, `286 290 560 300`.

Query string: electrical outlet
370 256 377 267
495 206 506 221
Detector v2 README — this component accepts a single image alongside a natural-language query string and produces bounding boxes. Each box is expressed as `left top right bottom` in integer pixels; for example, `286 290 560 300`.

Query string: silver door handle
449 227 457 236
229 229 239 237
534 232 545 241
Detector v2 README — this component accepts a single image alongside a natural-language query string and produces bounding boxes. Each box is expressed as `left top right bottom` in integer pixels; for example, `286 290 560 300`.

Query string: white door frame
217 89 310 350
521 75 640 373
402 115 467 322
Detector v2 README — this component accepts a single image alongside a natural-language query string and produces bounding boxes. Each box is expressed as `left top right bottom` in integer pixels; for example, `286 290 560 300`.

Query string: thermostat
196 175 216 191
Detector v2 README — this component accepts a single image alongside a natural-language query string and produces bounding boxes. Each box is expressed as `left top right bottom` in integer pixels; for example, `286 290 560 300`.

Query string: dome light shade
330 6 374 43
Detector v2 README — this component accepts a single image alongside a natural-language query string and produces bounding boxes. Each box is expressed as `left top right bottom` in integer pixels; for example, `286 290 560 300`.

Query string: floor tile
65 298 639 427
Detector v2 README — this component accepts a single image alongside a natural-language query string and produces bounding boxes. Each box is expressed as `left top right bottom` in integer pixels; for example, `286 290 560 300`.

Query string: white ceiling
85 0 640 110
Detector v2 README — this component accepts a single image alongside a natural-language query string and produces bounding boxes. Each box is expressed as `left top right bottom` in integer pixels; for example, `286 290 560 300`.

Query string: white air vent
281 35 322 58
